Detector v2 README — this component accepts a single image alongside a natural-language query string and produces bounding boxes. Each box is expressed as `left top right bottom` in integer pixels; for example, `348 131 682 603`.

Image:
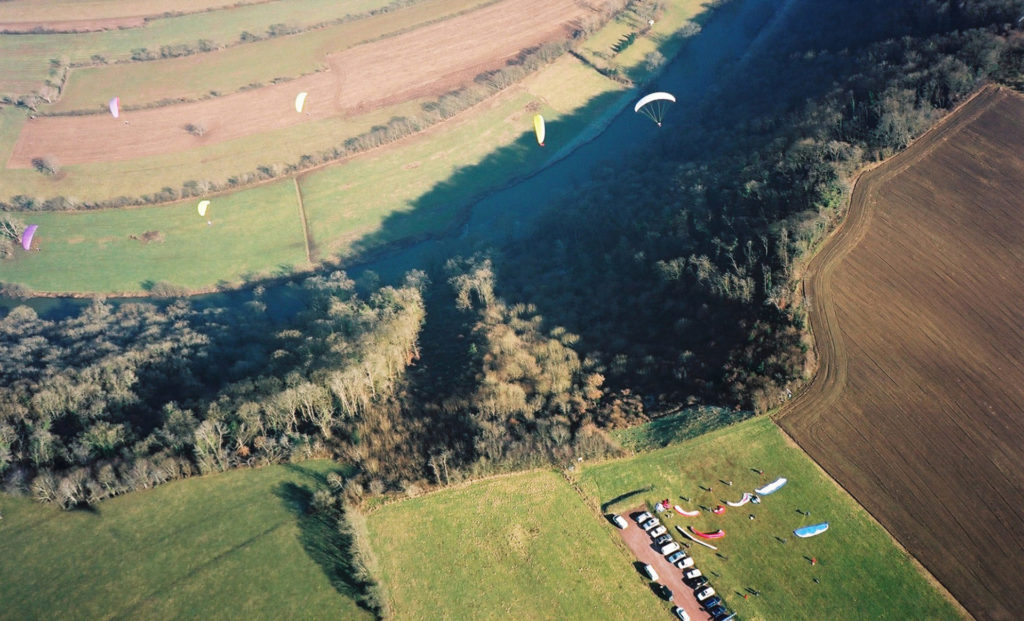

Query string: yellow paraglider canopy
533 114 545 147
197 200 210 217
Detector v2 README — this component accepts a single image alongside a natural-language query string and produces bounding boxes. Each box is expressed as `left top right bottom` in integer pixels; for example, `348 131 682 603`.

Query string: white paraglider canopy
634 91 676 126
295 92 308 113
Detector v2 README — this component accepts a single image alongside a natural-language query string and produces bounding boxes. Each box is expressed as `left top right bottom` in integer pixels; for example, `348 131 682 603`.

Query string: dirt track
777 85 1024 621
7 0 592 168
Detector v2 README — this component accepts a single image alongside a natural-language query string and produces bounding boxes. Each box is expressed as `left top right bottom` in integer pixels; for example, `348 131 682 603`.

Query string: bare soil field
7 0 591 168
777 85 1024 621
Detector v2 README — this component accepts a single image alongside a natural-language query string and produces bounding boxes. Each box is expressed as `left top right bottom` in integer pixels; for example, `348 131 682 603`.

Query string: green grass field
580 417 963 620
0 461 371 620
49 0 492 113
367 469 667 620
0 180 307 293
0 0 399 95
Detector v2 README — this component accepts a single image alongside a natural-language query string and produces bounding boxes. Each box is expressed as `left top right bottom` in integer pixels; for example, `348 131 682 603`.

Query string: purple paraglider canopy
21 224 38 250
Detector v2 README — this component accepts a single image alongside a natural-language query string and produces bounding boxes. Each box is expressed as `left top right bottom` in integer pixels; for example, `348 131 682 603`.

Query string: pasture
580 417 963 620
366 469 668 620
778 85 1024 620
0 461 369 620
1 181 307 293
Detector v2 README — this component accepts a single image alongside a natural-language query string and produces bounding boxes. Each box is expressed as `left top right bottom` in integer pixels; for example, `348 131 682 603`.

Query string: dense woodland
3 0 1024 507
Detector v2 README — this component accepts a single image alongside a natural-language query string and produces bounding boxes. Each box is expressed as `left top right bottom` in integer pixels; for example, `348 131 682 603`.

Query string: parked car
666 550 688 564
701 596 723 611
696 587 717 602
688 575 709 589
641 563 659 581
683 568 702 581
672 606 690 621
648 525 667 538
674 556 695 570
654 534 673 546
635 511 653 523
659 541 681 555
705 602 727 617
653 583 673 601
713 611 736 621
641 518 661 531
611 514 629 529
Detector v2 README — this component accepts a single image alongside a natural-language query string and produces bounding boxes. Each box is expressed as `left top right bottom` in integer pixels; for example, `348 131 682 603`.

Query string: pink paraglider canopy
21 224 38 250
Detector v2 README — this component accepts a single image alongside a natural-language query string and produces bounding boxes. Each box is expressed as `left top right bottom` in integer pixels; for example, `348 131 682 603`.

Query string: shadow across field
273 464 377 614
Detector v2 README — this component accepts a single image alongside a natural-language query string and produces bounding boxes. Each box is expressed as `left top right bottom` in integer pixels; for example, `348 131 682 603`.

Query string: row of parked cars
624 511 735 621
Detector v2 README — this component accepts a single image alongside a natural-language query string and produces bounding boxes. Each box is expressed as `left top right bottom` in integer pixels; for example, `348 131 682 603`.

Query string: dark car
700 595 722 611
713 612 737 621
654 534 673 546
705 602 727 617
651 582 673 602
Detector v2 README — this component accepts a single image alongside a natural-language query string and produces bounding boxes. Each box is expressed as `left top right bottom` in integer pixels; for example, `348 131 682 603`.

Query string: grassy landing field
0 0 399 94
50 0 492 113
581 417 962 620
0 181 307 293
0 0 268 23
367 470 667 620
0 461 370 620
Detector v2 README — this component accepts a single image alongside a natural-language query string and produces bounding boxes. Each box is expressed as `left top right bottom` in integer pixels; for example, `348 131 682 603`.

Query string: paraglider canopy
295 92 308 113
634 91 676 127
533 114 545 147
197 200 210 217
109 97 120 119
21 224 38 250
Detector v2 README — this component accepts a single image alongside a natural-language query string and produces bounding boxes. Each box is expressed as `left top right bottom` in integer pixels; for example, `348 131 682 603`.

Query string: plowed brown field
778 85 1024 621
7 0 592 168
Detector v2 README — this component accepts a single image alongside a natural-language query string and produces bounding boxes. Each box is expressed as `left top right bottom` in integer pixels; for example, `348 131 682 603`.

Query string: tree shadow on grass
273 479 377 616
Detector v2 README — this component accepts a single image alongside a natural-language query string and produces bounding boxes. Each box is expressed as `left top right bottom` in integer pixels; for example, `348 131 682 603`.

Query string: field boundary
293 177 312 263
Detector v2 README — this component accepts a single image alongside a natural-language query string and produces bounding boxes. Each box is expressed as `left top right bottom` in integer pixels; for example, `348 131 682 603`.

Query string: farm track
777 85 1024 621
7 0 592 168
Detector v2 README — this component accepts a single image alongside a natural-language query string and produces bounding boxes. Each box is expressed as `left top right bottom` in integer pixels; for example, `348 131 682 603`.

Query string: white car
660 541 681 555
641 518 661 531
672 606 690 621
648 525 667 538
684 568 703 581
675 556 695 570
642 563 658 581
635 511 653 523
696 586 717 602
611 514 628 529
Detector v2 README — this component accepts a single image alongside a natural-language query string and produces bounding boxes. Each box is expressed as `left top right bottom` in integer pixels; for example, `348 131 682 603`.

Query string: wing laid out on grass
533 114 545 146
295 92 308 113
754 477 787 496
197 200 210 217
794 522 829 538
726 492 752 507
634 91 675 126
21 224 38 250
689 527 725 539
109 97 120 118
674 505 700 517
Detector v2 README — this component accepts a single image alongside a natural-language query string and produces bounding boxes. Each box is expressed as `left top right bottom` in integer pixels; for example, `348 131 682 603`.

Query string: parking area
617 507 715 620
